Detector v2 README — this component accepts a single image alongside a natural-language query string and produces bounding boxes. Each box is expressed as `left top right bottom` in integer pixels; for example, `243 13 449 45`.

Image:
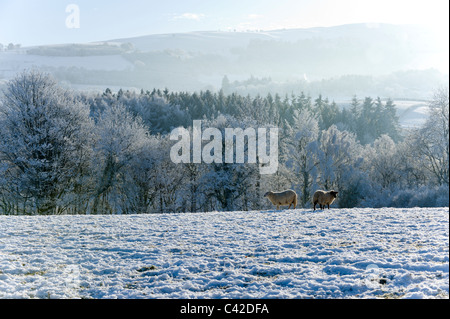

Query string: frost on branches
0 71 448 215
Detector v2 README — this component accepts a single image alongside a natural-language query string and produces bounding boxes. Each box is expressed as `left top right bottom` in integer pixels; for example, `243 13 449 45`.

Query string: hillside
0 23 447 98
0 207 448 299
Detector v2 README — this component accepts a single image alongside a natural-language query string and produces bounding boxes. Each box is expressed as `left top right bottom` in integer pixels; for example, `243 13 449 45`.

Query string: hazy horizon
1 0 448 47
1 1 448 98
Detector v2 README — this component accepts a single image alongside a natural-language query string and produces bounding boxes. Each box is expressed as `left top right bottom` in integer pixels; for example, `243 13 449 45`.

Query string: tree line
0 71 448 214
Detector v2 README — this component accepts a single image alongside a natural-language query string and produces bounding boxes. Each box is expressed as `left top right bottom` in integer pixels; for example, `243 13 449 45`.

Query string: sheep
264 189 297 210
313 190 338 211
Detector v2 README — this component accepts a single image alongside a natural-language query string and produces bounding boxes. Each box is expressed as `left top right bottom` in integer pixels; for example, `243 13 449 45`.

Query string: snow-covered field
0 208 448 299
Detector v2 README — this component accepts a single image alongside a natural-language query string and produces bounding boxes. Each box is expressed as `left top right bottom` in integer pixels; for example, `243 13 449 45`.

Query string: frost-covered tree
409 88 449 186
123 134 164 213
150 135 188 213
0 71 94 214
91 103 153 214
123 91 190 135
283 109 319 206
198 115 248 211
185 115 272 212
364 134 402 189
317 125 364 207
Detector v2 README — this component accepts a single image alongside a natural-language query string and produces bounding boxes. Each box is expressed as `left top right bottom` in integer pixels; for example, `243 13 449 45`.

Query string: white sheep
264 189 297 210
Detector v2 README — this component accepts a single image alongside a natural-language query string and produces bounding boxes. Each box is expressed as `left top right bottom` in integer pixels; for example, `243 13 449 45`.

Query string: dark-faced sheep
264 189 297 210
313 190 338 210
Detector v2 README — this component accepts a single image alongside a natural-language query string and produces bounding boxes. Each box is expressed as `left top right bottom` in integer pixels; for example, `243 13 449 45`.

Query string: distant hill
0 23 447 97
110 23 436 56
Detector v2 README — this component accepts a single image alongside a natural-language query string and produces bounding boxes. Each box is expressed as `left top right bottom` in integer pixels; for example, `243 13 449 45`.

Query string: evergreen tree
359 97 376 144
321 100 339 130
221 75 231 94
382 98 401 142
346 95 361 139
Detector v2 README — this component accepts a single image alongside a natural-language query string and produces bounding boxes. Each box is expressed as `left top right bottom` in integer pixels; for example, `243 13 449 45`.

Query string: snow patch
0 207 448 299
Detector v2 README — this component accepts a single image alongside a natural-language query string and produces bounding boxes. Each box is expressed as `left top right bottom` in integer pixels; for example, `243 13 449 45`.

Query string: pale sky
0 0 448 46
